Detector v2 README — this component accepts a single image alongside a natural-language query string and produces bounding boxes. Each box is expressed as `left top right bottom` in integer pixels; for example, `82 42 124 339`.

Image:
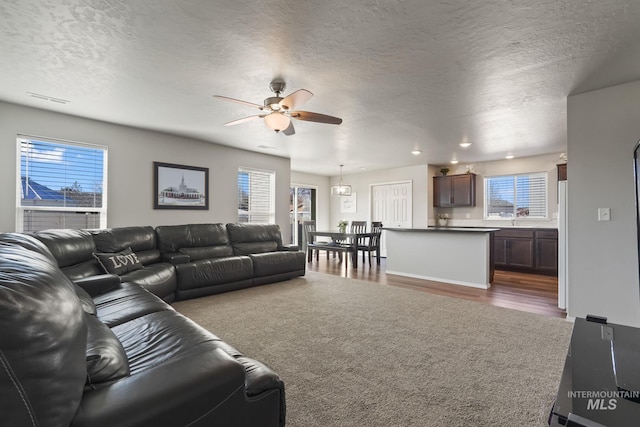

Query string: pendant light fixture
331 164 352 196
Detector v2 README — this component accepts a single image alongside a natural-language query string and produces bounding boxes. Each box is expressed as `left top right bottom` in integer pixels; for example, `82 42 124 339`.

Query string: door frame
370 180 413 257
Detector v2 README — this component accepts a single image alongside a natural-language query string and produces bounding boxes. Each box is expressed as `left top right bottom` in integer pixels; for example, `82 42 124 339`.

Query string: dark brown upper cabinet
433 173 476 207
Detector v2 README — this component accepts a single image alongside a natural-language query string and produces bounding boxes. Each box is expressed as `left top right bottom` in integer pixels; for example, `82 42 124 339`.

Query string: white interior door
371 181 412 257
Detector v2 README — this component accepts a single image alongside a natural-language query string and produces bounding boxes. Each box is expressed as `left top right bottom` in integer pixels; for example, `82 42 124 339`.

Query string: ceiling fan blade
280 89 313 111
213 95 263 110
282 121 296 136
224 115 264 126
290 111 343 125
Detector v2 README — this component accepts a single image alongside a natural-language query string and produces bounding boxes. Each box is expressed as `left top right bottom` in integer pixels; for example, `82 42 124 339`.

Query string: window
484 173 547 219
238 167 275 223
17 135 107 232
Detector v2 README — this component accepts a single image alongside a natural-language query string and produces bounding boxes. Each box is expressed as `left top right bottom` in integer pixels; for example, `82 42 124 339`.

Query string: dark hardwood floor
306 253 566 319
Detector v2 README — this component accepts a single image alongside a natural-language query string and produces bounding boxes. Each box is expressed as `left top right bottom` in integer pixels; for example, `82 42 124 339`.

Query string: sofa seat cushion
93 283 174 327
85 314 130 388
175 256 253 290
111 310 220 375
71 343 250 427
249 251 306 278
178 245 233 261
119 262 177 302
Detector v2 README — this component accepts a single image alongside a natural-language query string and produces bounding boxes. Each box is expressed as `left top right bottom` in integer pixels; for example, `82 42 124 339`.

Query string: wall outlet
597 208 611 221
465 213 471 219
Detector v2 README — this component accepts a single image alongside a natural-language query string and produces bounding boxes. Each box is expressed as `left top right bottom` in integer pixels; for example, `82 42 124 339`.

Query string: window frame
237 166 276 224
483 172 548 220
16 135 108 232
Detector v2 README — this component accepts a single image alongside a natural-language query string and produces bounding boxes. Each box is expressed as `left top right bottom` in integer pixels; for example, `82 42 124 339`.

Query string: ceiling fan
213 80 342 135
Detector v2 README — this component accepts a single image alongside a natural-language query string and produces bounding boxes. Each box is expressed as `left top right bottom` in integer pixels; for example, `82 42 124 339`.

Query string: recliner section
0 230 289 427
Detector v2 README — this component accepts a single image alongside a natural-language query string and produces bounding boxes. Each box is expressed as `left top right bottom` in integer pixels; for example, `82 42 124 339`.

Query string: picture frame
154 161 209 210
340 192 357 213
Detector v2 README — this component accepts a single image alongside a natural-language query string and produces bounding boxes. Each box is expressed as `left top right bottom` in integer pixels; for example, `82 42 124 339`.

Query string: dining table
307 230 374 268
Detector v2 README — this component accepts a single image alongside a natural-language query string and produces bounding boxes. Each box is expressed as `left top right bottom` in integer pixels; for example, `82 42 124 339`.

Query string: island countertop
384 227 499 233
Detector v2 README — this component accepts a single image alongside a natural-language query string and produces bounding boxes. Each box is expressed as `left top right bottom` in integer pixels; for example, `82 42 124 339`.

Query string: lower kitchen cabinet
493 228 557 275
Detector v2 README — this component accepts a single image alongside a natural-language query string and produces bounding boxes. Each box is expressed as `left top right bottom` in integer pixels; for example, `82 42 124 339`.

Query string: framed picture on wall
340 192 357 213
154 161 209 210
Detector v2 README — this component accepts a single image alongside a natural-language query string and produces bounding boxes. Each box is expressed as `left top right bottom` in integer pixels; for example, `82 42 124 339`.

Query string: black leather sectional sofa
0 223 304 427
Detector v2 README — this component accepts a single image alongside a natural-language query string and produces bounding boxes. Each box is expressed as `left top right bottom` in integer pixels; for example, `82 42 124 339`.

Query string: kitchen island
384 227 499 289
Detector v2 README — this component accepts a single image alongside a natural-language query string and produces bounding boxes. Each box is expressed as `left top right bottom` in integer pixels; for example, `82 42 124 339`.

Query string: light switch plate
597 208 611 221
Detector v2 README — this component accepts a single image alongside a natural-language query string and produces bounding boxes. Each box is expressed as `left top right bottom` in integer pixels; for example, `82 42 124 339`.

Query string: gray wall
567 80 640 326
328 165 429 229
0 101 293 241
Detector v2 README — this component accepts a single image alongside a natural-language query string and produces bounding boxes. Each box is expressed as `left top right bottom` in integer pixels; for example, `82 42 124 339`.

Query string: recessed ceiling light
411 150 422 155
450 159 459 164
505 154 514 159
459 142 472 148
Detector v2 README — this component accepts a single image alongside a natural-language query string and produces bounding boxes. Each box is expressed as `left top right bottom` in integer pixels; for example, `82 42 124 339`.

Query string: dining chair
358 221 383 266
349 221 367 260
350 221 367 234
302 220 329 261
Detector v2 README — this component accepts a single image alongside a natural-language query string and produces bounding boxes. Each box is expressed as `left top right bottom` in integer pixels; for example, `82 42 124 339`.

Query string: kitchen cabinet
493 228 557 275
433 173 476 207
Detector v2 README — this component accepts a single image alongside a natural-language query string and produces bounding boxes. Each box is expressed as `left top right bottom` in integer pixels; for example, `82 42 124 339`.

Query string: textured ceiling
1 0 640 176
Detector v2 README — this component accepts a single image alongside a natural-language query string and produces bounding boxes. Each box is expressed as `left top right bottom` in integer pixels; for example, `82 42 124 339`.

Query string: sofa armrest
74 274 121 297
72 347 251 427
162 252 190 265
279 244 300 251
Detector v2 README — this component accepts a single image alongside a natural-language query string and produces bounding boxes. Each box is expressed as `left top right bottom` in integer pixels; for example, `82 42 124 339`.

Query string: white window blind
484 173 547 219
238 167 275 224
17 135 107 232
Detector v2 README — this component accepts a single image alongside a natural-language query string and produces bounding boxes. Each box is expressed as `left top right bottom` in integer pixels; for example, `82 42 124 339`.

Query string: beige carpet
173 271 573 427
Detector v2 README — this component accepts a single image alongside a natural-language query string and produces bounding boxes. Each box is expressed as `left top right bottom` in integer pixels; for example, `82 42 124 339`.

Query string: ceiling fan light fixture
331 164 352 196
264 112 290 131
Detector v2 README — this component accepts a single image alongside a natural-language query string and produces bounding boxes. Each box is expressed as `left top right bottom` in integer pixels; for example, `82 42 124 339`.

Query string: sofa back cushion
90 226 162 265
32 229 103 281
226 223 282 255
0 234 87 427
155 223 234 260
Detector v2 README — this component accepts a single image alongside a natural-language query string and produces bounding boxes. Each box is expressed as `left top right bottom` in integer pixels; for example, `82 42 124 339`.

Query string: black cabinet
535 230 558 273
433 173 476 207
493 228 557 275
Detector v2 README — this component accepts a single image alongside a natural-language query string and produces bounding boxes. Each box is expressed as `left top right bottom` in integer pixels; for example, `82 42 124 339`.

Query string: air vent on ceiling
26 92 70 105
